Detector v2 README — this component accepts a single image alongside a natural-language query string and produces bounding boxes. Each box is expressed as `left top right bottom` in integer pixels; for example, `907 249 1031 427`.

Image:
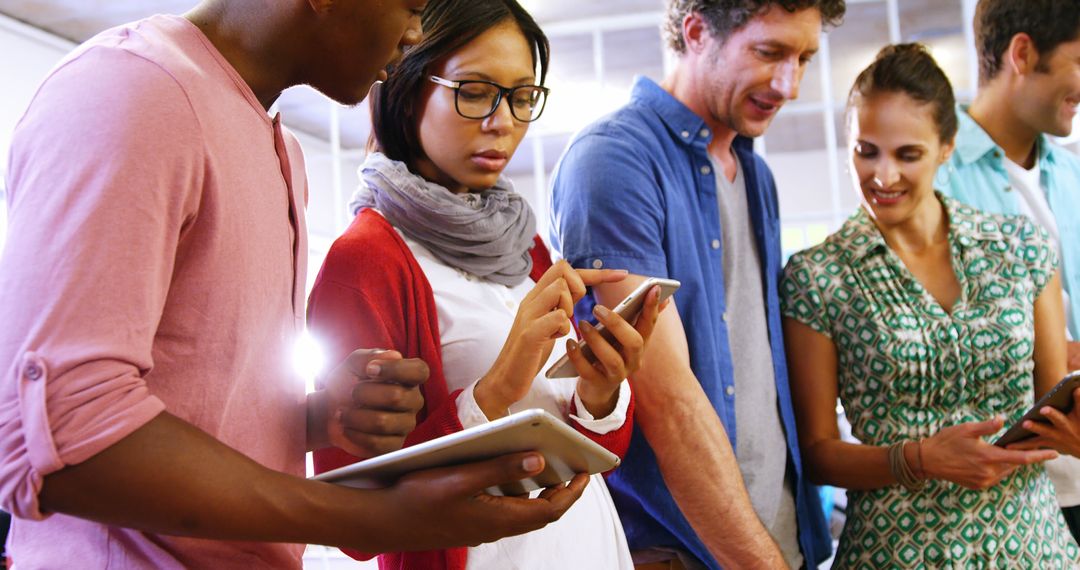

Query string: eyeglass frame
428 75 550 123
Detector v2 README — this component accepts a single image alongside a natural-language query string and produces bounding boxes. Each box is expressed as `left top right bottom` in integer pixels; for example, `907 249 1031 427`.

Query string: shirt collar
844 192 1004 262
954 104 1059 168
630 75 756 154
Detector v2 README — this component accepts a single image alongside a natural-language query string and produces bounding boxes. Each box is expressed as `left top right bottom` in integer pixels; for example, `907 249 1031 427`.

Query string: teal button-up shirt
939 104 1080 339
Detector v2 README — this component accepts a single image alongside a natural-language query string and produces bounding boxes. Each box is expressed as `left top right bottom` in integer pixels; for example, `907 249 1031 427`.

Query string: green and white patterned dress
781 194 1079 569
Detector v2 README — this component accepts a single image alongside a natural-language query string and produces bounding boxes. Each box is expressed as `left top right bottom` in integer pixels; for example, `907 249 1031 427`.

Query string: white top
1002 157 1073 339
1003 156 1080 507
396 225 634 570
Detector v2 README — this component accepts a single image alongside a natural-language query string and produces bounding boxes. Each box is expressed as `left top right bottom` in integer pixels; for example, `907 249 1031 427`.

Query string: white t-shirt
1003 157 1080 507
1002 157 1073 340
396 224 634 570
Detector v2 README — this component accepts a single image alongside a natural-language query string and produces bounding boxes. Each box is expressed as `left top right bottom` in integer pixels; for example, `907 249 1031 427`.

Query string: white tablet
312 408 620 496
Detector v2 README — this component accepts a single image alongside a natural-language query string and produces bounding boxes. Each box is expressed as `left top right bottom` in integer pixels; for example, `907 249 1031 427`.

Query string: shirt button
700 165 712 175
700 129 710 138
722 311 729 322
1004 186 1012 192
725 385 735 397
591 259 604 269
711 239 721 249
505 300 515 310
24 364 42 381
681 130 690 139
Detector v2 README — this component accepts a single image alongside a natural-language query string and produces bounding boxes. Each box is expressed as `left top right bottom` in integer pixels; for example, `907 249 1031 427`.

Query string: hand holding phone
995 371 1080 447
474 261 629 419
545 277 680 379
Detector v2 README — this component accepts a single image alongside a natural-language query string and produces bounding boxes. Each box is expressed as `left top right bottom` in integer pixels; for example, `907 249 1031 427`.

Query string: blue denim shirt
549 77 831 569
940 105 1080 339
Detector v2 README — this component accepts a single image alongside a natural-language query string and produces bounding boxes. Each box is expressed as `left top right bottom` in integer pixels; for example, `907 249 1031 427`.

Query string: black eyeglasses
429 75 549 123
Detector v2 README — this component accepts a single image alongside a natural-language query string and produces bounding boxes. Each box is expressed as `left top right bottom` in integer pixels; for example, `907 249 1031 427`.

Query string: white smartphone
312 408 619 496
544 277 681 379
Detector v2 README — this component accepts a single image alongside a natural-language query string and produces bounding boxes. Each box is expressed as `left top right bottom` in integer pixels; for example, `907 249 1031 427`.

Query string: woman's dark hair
367 0 549 166
846 43 958 144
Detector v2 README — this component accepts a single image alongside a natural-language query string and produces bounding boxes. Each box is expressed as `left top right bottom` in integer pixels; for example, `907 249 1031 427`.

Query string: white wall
0 14 73 251
0 14 72 169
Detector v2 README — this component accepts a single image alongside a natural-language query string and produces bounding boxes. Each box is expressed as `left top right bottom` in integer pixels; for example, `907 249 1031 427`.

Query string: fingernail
580 321 594 333
366 362 382 376
593 305 611 318
568 339 579 351
522 455 543 472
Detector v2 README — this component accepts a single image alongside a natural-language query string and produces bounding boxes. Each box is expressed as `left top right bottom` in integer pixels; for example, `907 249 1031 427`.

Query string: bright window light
537 80 629 136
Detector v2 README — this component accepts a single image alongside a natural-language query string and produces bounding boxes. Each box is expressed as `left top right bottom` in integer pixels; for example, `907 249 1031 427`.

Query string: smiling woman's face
413 19 536 194
849 91 954 229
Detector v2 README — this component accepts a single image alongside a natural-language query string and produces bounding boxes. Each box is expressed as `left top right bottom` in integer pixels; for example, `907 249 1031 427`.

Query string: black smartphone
994 370 1080 447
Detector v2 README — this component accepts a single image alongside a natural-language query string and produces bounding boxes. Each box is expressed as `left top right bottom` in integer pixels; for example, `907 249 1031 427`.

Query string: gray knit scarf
348 152 535 287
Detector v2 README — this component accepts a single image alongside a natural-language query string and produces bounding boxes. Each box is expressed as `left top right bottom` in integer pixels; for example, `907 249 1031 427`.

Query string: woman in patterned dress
781 43 1078 568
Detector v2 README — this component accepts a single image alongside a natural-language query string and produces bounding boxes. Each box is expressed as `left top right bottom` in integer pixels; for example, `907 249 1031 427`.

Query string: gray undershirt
714 155 802 569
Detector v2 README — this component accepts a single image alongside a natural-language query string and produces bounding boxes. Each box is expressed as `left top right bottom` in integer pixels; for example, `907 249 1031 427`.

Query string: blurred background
1 0 1079 567
4 0 1080 283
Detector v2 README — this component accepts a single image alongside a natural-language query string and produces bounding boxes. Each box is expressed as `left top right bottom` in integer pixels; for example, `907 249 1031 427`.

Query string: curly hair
663 0 846 53
847 43 957 144
975 0 1080 84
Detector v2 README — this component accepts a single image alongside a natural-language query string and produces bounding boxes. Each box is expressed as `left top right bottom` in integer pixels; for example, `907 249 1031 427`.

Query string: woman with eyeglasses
307 1 658 568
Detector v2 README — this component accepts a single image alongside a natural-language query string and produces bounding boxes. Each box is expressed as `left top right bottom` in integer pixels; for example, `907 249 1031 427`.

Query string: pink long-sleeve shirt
0 15 309 568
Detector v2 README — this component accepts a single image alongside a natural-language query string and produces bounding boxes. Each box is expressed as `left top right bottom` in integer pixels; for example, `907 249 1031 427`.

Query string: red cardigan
306 209 633 570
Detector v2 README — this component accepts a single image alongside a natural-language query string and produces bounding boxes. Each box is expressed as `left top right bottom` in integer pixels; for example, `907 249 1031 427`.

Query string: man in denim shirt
550 1 845 568
938 0 1080 541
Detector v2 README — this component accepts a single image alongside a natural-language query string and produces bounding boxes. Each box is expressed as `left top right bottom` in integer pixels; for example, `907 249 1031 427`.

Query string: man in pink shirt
0 0 586 567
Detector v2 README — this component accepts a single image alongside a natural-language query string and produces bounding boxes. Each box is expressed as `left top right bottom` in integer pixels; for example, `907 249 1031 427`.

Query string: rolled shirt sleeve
454 379 493 430
550 131 669 278
569 380 631 435
455 374 632 436
0 47 205 518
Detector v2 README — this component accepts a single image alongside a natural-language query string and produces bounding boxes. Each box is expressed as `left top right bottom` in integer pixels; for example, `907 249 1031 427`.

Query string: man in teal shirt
939 0 1080 538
